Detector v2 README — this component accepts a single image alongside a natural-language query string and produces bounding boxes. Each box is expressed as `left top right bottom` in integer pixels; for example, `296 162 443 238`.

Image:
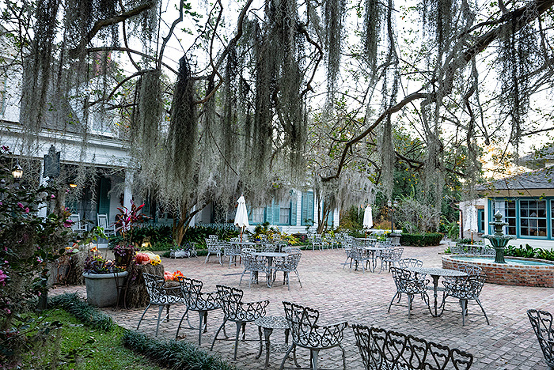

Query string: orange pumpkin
135 252 150 265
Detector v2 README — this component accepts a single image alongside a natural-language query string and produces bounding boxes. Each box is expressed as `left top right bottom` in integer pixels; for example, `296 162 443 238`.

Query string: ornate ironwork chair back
441 274 489 325
283 246 301 254
390 267 428 295
143 273 183 305
397 258 423 268
457 264 483 276
216 285 268 322
527 309 554 368
178 277 219 310
352 324 474 370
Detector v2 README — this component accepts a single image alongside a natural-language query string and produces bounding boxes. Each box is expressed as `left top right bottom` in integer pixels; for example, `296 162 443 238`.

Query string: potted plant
83 249 128 307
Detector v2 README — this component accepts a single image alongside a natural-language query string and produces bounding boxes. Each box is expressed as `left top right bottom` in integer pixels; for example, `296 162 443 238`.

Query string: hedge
400 233 443 247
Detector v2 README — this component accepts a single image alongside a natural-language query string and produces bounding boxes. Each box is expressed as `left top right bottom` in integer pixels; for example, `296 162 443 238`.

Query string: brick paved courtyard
52 245 553 369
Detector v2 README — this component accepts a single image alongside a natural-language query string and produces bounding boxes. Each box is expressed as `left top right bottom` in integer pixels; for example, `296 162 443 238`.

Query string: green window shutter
97 177 111 216
301 191 314 226
290 196 297 226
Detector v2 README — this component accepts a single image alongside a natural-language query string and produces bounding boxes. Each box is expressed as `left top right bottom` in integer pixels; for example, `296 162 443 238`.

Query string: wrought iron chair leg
203 311 209 332
340 343 347 370
280 343 295 370
296 270 302 288
197 311 204 345
461 299 467 325
204 253 210 264
407 295 413 318
311 349 319 370
475 298 490 324
210 318 227 351
175 307 190 339
388 292 399 312
233 321 242 360
155 304 164 336
137 303 151 330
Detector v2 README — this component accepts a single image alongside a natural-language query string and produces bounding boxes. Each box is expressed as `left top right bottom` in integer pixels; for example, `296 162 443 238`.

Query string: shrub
49 293 115 331
123 331 237 370
400 233 443 247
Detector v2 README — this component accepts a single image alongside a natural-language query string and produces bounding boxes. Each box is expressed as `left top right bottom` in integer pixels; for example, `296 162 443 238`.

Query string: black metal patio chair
352 324 474 369
440 273 489 325
388 266 430 317
280 301 347 370
210 285 269 360
175 277 221 345
137 273 184 337
527 309 554 369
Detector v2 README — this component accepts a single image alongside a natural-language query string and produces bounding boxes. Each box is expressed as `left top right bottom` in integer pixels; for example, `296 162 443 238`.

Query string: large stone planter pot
83 271 128 307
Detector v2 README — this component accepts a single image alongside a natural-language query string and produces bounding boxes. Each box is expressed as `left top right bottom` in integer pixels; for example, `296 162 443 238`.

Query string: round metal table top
408 267 467 277
254 316 290 329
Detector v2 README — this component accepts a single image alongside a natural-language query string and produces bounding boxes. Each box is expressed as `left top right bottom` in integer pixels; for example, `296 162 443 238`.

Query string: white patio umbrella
363 205 373 236
234 195 250 241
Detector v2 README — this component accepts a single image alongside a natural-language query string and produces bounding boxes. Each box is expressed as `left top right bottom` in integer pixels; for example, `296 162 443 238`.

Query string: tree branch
68 1 157 58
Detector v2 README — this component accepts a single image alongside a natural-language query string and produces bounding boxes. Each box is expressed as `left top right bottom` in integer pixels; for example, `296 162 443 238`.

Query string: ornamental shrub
0 146 74 366
400 233 443 247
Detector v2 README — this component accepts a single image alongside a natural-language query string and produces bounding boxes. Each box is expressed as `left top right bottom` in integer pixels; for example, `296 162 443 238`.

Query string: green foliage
48 293 115 331
439 216 459 239
123 330 237 370
338 206 363 231
19 308 162 369
400 233 443 247
503 244 554 261
0 146 75 365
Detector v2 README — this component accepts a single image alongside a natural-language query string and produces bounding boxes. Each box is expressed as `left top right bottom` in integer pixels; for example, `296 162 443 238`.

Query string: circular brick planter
442 255 554 288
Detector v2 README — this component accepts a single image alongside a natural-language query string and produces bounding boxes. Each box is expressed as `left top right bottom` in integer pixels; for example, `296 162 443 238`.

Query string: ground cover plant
18 308 162 370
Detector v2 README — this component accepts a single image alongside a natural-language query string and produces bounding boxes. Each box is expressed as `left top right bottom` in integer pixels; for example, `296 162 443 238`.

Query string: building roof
519 144 554 169
477 167 554 191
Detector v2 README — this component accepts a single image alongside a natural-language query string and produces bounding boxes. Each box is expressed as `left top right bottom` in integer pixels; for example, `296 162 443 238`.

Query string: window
492 200 516 235
520 200 547 237
279 200 291 224
251 208 265 224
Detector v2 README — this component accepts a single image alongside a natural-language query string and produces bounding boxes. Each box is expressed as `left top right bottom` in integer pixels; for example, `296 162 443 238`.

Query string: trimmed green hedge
48 293 115 331
400 233 443 247
123 331 237 370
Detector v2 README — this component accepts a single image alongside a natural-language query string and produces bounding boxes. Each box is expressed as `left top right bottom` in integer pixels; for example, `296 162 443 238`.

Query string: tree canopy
1 0 554 235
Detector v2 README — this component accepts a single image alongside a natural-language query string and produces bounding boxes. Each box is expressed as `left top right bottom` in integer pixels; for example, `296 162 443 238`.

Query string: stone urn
83 271 128 307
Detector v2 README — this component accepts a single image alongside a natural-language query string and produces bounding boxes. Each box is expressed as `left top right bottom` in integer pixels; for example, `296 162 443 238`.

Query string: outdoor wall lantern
12 163 23 180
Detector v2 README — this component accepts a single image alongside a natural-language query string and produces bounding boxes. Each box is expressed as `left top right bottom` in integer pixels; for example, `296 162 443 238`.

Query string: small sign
43 145 60 178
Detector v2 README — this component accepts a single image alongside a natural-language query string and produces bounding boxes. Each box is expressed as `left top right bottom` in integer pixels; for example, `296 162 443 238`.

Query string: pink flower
0 201 3 206
37 257 43 263
17 202 24 209
0 269 7 286
25 207 29 213
63 220 73 228
50 194 55 199
3 308 11 314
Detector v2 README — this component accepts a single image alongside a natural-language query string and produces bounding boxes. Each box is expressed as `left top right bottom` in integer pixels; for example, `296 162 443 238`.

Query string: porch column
123 170 133 210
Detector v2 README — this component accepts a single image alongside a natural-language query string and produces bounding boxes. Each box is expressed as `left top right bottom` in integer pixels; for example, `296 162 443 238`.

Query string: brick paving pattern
51 245 553 369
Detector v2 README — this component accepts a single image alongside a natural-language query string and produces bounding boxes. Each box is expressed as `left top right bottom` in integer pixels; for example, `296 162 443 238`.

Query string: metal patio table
252 251 289 287
254 315 290 369
407 267 467 317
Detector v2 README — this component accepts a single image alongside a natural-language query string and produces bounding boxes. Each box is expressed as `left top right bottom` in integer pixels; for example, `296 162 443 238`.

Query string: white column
37 161 49 218
123 170 133 210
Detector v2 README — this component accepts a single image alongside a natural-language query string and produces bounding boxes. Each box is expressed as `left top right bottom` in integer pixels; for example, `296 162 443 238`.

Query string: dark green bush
400 233 443 247
123 331 237 370
48 293 115 331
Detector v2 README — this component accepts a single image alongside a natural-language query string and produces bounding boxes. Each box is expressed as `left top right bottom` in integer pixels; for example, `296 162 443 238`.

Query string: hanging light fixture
12 162 23 180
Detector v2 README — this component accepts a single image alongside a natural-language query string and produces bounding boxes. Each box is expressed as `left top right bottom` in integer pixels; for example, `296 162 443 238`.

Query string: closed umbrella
234 195 249 241
363 205 373 236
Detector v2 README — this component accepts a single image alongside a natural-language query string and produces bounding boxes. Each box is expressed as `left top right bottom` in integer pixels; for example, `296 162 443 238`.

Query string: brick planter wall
442 256 554 288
